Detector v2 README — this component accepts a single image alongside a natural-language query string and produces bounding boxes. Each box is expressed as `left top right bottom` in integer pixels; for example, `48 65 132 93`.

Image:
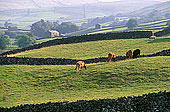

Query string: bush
4 31 29 38
155 25 170 36
15 35 36 48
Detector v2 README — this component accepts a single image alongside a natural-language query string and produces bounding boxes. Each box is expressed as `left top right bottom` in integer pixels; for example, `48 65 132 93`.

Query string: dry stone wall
1 91 170 111
0 49 170 65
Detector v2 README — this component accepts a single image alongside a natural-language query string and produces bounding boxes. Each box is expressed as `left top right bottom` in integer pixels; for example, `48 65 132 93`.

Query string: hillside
0 0 164 29
1 0 170 110
0 0 162 11
6 35 170 59
1 34 170 108
1 56 170 107
66 18 170 36
128 1 170 17
0 0 99 10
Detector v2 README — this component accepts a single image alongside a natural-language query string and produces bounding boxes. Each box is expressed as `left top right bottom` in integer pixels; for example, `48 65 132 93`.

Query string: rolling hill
7 35 170 59
1 0 170 108
128 1 170 17
0 0 99 10
1 55 170 107
0 0 163 11
66 18 170 36
0 0 165 29
1 30 170 108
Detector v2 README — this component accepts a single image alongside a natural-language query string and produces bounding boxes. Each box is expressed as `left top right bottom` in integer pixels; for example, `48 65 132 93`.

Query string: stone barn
95 23 102 29
45 30 59 38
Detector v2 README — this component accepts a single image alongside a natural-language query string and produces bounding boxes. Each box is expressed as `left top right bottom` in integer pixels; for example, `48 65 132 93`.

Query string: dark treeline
0 49 170 65
1 91 170 111
155 25 170 36
0 31 152 56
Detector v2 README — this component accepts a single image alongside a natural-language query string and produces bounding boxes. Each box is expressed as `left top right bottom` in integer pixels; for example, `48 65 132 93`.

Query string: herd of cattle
75 49 140 72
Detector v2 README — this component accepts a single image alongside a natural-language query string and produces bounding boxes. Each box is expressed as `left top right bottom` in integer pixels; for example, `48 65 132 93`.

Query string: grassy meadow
65 18 170 36
8 36 170 59
1 35 170 107
1 56 170 107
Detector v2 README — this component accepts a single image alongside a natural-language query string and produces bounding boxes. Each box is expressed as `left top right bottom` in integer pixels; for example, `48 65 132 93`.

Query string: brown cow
133 49 140 58
108 53 116 62
126 50 132 59
75 61 87 72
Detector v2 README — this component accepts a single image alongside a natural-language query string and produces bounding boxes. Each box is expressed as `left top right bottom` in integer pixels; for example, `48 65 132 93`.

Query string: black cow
133 49 140 58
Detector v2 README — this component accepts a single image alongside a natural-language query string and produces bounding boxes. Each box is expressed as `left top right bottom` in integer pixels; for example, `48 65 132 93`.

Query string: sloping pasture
65 18 170 36
8 36 170 59
1 56 170 107
1 35 170 108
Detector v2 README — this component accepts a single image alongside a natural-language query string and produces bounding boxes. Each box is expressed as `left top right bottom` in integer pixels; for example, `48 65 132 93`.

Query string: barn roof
48 30 59 33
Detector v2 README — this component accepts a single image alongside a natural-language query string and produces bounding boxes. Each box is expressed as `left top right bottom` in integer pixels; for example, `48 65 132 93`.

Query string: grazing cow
108 53 116 62
133 49 140 58
75 61 87 72
126 50 132 59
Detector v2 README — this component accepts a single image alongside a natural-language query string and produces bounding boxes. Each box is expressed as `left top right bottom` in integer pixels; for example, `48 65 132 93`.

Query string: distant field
1 56 170 107
36 37 64 44
66 18 170 36
0 29 7 35
0 6 106 29
8 36 170 59
140 19 170 26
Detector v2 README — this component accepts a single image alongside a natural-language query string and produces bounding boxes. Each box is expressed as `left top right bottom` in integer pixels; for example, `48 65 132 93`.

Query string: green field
1 35 170 108
8 36 170 59
0 28 7 35
65 18 170 36
0 6 106 29
1 56 170 107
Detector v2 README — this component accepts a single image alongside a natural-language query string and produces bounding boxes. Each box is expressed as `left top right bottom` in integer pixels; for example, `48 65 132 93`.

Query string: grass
0 28 7 35
8 36 170 59
139 18 170 26
2 35 170 108
1 56 170 107
65 18 170 36
36 37 64 44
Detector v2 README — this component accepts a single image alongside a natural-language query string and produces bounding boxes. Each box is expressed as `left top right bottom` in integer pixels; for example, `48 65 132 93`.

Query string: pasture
1 35 170 108
1 56 170 107
8 36 170 59
65 18 170 36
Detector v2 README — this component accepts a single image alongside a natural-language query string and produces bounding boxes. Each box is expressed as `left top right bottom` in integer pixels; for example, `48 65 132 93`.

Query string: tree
57 22 80 34
126 19 138 29
31 19 59 37
3 35 11 45
166 20 170 26
31 20 79 37
0 37 7 52
16 35 36 48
